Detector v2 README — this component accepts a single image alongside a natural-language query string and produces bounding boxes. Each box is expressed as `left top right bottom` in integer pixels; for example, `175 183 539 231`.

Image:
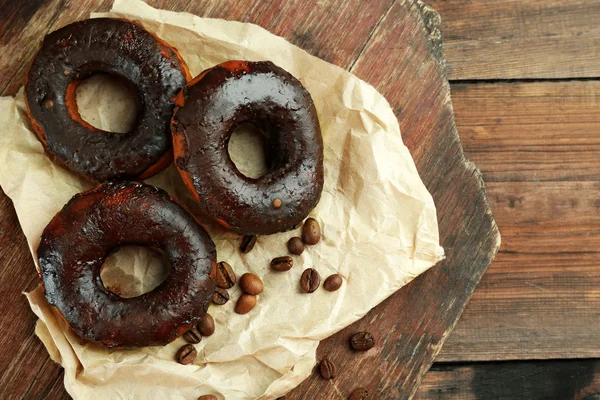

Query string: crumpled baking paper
0 0 444 398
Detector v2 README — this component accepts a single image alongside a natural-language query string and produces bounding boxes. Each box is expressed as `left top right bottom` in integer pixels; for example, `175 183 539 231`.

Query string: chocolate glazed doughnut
172 61 324 235
25 18 191 181
37 181 216 348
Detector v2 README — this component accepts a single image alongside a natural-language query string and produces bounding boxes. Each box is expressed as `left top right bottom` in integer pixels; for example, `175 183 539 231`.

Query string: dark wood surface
438 81 600 362
428 0 600 80
417 359 600 400
0 0 598 399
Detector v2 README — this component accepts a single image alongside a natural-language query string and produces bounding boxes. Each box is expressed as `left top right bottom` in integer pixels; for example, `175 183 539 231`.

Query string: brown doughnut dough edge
37 181 216 348
171 60 324 235
25 18 191 182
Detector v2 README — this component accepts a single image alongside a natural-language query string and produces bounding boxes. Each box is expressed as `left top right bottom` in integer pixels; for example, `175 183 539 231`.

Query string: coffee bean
183 326 202 344
198 395 217 400
198 313 215 337
324 274 343 291
348 388 369 400
235 294 257 314
287 237 305 255
239 273 264 295
176 344 197 365
215 261 236 289
212 287 229 305
302 217 321 245
240 235 257 253
271 256 293 272
350 332 375 351
319 356 337 380
300 268 320 293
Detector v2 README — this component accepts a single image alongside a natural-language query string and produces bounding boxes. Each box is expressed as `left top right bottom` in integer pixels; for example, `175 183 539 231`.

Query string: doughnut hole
227 122 270 179
75 73 140 134
100 245 170 298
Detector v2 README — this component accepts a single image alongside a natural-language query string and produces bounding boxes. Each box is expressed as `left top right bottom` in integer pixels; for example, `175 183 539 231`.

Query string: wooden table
1 1 599 399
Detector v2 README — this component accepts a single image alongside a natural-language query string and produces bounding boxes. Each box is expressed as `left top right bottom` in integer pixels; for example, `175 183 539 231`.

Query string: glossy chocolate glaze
172 61 324 235
25 18 190 181
37 181 217 348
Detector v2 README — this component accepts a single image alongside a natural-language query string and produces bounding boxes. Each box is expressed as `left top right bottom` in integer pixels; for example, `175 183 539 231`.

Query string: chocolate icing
172 61 324 235
37 181 217 348
25 18 190 181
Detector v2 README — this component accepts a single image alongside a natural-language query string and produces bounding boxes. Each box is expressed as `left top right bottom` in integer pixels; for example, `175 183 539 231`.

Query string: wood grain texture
0 188 62 399
189 0 396 70
428 0 600 80
437 81 600 362
416 360 600 400
449 82 600 182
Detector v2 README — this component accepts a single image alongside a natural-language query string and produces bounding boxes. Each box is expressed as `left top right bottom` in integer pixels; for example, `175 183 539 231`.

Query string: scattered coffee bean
235 294 257 314
302 217 321 245
348 387 369 400
183 326 202 344
324 274 343 291
240 235 257 253
212 287 230 305
300 268 320 293
273 198 282 208
216 261 236 289
271 256 293 272
176 343 197 365
350 332 376 351
287 237 305 255
198 395 217 400
319 356 337 380
198 313 215 337
239 273 264 295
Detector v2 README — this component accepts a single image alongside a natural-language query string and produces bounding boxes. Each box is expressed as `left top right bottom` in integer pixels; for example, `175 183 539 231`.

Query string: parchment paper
0 0 445 398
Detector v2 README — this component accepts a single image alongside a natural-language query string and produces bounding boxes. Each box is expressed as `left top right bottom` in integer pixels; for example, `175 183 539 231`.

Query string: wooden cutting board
0 1 500 399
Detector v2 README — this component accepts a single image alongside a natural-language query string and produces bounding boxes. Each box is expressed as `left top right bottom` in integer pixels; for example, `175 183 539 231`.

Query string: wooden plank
415 359 600 400
436 81 600 362
427 0 600 80
450 81 600 182
0 1 501 399
0 188 61 397
438 251 600 362
2 338 66 399
40 371 68 400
